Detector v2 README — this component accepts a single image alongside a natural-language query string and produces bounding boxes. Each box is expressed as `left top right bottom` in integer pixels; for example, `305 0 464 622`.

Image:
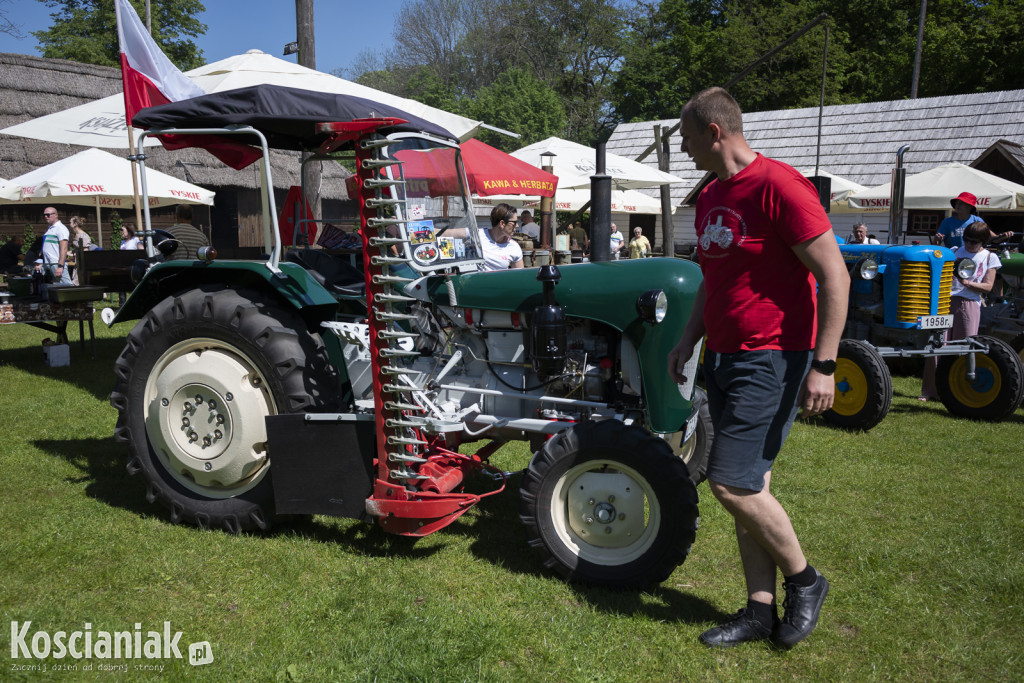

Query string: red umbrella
388 140 558 199
461 139 557 197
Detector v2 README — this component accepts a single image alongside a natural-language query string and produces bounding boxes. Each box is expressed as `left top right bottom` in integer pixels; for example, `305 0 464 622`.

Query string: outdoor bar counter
0 291 99 357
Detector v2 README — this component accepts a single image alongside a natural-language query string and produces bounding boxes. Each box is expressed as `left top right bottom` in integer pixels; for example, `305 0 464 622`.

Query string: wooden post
296 0 321 241
654 125 675 257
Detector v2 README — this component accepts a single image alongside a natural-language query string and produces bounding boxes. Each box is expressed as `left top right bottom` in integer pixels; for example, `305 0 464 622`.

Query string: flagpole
95 196 103 248
127 124 147 254
116 0 206 257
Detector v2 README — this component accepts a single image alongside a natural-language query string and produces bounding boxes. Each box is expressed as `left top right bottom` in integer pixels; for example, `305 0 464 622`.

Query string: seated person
0 234 25 274
847 223 879 244
165 204 210 260
438 203 524 272
23 236 44 268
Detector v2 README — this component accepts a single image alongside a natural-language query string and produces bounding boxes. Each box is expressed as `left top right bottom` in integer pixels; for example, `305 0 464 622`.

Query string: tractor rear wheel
110 286 338 532
519 420 699 589
937 335 1024 421
823 339 893 430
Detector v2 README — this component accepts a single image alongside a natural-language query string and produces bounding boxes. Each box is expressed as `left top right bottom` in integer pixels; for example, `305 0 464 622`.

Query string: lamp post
590 142 611 262
539 151 556 249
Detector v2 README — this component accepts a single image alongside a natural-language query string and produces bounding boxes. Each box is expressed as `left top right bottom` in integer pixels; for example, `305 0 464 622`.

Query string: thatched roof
0 52 351 197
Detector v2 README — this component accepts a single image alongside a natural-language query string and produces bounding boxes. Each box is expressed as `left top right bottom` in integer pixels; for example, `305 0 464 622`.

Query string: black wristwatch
811 358 837 376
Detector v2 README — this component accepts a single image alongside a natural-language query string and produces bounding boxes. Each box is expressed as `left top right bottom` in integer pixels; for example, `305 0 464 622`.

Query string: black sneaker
774 569 830 648
699 607 777 648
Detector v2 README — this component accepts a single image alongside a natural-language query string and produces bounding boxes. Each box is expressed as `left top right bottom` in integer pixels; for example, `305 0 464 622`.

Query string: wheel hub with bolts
566 472 646 549
146 340 275 493
169 386 231 459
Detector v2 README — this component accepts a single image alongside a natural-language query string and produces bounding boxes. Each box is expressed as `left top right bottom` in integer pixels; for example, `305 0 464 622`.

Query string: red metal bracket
316 118 408 153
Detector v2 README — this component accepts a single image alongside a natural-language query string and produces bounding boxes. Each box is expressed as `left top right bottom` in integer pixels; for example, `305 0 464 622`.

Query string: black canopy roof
132 84 457 151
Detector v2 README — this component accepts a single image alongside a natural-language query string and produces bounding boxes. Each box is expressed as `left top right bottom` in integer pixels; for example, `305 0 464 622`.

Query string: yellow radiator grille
897 261 953 322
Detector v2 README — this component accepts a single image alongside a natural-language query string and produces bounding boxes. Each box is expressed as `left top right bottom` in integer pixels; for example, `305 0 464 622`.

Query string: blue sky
0 0 404 75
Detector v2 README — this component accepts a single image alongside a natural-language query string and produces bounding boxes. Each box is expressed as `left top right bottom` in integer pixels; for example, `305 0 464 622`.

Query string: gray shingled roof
607 90 1024 206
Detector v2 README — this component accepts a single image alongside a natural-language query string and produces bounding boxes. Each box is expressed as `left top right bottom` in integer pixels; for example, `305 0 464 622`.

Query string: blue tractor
823 242 1024 430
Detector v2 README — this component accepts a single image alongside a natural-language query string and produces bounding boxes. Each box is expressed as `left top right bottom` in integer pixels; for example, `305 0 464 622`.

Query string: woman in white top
477 203 524 272
948 222 1001 338
119 223 142 251
920 222 1001 400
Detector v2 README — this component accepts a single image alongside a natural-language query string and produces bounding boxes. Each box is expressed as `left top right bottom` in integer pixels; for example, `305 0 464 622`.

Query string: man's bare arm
791 230 850 417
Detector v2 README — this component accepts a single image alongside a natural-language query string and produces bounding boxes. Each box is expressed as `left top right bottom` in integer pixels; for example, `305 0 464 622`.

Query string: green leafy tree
612 0 1024 122
352 0 625 146
612 0 728 123
33 0 206 70
109 211 123 251
462 67 566 150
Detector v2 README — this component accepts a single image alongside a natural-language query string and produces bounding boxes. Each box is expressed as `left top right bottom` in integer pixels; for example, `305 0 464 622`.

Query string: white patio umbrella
798 169 867 214
0 49 483 148
0 178 22 202
511 137 684 190
476 187 667 214
848 162 1024 211
2 148 215 244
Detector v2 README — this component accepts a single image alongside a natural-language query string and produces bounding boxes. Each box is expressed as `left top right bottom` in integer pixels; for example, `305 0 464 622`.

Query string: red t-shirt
695 154 831 352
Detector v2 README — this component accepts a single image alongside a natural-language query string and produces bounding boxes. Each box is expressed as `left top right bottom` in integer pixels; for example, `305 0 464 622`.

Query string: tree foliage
462 68 566 151
32 0 207 70
345 0 627 147
611 0 1024 122
345 0 1024 145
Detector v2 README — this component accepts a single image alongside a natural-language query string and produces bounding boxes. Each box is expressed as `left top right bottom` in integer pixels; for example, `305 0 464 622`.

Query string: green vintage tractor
980 249 1024 363
108 85 709 589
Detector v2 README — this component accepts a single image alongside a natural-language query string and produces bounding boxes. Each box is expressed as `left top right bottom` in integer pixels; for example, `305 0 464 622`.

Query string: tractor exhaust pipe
888 145 911 245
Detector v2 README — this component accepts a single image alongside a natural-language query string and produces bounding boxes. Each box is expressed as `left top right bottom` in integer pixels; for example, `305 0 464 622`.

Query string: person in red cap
931 192 1013 248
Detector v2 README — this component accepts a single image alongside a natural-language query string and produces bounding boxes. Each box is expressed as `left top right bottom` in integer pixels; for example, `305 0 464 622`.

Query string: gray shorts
703 349 811 491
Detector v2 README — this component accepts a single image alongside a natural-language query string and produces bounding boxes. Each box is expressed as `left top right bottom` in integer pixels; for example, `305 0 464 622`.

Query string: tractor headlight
637 289 668 324
854 258 879 280
954 257 977 280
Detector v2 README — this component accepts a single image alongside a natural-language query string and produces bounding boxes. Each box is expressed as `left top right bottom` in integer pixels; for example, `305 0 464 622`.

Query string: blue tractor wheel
937 335 1024 421
823 339 893 431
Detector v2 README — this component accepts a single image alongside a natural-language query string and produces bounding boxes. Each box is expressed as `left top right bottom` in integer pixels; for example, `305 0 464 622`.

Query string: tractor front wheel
519 420 699 589
678 385 713 485
937 335 1024 421
823 339 893 430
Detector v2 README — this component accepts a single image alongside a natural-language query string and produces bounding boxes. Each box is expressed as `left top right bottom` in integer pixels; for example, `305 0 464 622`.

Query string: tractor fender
110 259 340 330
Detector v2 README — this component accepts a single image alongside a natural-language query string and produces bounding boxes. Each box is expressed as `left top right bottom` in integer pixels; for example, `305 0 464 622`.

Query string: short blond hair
682 87 744 136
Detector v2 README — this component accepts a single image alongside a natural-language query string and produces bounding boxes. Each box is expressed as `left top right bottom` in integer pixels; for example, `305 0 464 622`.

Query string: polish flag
115 0 262 169
114 0 204 126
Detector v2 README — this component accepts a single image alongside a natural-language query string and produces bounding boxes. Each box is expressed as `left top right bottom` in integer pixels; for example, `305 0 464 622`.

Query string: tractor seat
284 248 365 297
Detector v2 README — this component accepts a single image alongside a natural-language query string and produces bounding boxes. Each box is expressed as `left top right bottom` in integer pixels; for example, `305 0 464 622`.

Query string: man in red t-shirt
668 87 849 649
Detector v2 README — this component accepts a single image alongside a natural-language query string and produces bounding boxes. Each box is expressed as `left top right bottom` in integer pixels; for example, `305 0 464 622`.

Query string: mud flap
266 413 375 519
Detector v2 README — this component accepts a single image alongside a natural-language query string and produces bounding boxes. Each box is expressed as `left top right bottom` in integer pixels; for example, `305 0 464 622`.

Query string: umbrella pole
95 197 102 248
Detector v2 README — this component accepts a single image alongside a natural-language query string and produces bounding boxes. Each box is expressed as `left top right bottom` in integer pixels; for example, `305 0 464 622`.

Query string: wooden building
0 52 354 247
606 89 1024 250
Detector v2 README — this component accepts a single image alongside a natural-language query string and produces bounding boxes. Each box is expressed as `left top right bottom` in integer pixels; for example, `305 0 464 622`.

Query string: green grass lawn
1 311 1022 681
